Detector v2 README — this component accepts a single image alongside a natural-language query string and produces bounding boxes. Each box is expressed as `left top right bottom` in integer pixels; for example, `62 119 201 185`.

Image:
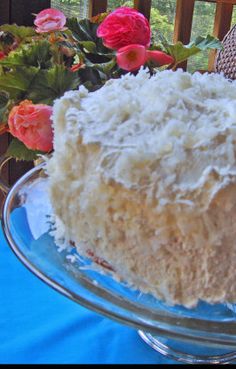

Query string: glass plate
2 163 236 364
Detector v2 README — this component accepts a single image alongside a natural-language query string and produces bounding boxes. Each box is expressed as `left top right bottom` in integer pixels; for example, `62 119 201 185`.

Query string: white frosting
47 69 236 307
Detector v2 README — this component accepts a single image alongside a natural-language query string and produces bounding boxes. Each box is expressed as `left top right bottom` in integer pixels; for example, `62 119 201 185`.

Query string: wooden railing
0 0 236 206
90 0 236 70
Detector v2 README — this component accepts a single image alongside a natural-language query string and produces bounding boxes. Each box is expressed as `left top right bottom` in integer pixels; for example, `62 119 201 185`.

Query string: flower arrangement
0 6 222 161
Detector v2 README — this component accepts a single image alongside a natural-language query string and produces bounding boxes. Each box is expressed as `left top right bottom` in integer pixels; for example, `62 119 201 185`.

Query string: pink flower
34 8 67 34
146 50 174 66
97 7 151 50
116 44 147 72
8 100 53 152
0 51 6 60
70 62 84 72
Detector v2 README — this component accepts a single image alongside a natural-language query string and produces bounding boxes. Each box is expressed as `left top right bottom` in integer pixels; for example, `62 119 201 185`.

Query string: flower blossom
146 50 174 67
34 8 67 34
8 100 53 152
116 44 147 72
97 7 151 50
116 44 174 72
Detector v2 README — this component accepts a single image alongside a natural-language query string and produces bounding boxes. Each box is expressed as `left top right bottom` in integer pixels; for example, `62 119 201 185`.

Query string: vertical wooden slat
208 1 234 71
198 1 236 4
0 1 11 208
10 0 51 26
134 0 152 20
0 0 10 24
88 0 108 17
213 2 234 40
216 0 236 4
173 0 195 70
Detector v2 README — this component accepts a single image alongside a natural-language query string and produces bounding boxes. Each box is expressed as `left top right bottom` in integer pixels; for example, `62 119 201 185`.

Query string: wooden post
208 0 234 71
10 0 51 26
88 0 108 17
215 0 236 3
134 0 152 20
173 0 195 70
0 0 10 24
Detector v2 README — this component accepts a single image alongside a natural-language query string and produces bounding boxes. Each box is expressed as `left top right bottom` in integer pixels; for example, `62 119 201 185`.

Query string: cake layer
47 69 236 307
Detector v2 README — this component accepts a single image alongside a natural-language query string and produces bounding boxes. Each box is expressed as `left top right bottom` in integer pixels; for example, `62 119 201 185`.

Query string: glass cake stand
2 162 236 364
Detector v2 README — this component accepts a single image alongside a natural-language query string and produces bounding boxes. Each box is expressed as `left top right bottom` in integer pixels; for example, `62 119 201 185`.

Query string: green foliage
0 40 52 68
164 35 222 66
0 24 36 41
67 17 120 87
6 138 43 161
0 38 80 105
26 64 80 104
189 35 223 51
150 7 174 43
67 17 112 56
0 31 15 47
0 91 10 123
67 18 96 42
0 66 39 99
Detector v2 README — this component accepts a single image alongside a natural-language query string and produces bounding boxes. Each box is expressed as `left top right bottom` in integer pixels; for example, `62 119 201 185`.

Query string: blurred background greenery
51 0 236 72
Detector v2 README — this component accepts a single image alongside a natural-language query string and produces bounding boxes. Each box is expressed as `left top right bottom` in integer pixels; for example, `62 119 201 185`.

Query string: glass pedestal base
138 330 236 364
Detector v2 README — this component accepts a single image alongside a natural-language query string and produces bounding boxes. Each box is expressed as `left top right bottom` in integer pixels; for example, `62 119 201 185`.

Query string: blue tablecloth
0 222 176 364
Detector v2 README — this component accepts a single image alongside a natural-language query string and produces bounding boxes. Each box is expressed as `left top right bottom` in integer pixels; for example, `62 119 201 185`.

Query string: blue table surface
0 220 177 364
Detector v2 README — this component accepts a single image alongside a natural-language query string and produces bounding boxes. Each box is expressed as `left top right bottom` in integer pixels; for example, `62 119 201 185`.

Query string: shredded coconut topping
47 69 236 307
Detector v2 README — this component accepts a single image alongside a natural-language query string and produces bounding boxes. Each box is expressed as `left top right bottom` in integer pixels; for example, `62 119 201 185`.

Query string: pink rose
34 8 67 34
8 100 53 152
97 7 151 50
146 50 174 66
116 44 147 72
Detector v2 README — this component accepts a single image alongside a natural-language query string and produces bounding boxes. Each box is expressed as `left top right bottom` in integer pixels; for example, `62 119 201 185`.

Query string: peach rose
97 7 151 50
34 8 67 34
8 100 53 152
116 44 147 72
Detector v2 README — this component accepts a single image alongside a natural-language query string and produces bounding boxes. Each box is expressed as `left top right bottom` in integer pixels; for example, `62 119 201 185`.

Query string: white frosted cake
47 69 236 308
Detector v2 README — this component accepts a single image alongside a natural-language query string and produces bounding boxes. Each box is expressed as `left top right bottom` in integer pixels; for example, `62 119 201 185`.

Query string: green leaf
67 17 112 56
165 35 222 65
78 66 102 90
78 41 97 53
67 18 95 42
0 31 15 46
6 138 43 161
0 24 36 41
0 66 39 99
85 58 116 74
0 91 9 122
0 40 52 68
188 34 223 51
26 64 80 104
165 42 200 65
